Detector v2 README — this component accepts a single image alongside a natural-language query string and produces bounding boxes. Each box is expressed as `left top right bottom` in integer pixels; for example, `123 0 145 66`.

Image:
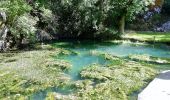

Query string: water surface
32 41 170 99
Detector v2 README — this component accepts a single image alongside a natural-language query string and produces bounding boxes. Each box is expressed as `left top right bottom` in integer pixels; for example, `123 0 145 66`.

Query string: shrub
12 14 38 44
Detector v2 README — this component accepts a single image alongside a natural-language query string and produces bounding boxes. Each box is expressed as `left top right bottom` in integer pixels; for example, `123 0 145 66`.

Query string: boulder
155 21 170 32
0 40 6 51
161 21 170 32
36 29 53 42
138 70 170 100
0 12 7 23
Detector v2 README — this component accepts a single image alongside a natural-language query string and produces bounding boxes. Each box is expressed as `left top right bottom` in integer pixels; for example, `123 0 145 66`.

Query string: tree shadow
157 70 170 80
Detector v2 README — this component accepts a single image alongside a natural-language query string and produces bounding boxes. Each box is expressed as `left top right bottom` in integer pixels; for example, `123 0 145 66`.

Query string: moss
129 54 170 64
0 45 71 99
78 57 158 100
57 49 79 56
45 92 78 100
46 92 55 100
0 43 161 100
44 59 72 71
108 40 147 46
73 80 94 90
80 64 113 81
90 51 124 66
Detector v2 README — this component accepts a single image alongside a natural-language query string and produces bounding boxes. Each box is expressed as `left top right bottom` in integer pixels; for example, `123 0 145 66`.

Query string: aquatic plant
0 45 72 99
78 58 157 100
129 54 170 64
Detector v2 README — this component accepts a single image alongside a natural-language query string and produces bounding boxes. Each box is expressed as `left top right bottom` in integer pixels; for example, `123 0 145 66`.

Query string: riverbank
123 31 170 44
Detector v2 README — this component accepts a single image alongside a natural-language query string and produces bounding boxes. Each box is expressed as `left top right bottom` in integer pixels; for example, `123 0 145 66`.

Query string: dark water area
29 86 75 100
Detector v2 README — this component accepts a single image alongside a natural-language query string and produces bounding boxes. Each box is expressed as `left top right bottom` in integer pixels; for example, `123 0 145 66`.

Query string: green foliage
39 7 53 22
0 46 72 99
0 0 35 47
79 62 157 99
0 0 31 26
0 0 158 47
11 14 38 43
46 0 155 38
106 0 155 24
48 0 117 38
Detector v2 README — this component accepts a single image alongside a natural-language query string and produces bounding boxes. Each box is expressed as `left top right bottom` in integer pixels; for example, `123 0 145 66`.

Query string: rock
138 70 170 100
0 12 7 22
0 12 8 51
0 40 6 51
36 29 53 42
0 26 15 51
161 21 170 32
155 21 170 32
0 14 16 51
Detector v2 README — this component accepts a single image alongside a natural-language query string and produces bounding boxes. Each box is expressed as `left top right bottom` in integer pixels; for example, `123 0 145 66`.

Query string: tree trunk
118 15 125 34
17 33 24 49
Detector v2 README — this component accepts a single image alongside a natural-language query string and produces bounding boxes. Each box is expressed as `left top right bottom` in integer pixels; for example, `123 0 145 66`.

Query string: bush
48 0 117 39
0 0 31 26
12 14 38 44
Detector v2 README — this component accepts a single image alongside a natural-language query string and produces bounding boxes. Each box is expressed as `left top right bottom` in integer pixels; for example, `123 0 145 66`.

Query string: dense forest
0 0 170 100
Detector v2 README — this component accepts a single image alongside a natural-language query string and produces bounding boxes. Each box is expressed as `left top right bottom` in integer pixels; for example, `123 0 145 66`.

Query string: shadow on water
32 40 170 99
29 86 75 100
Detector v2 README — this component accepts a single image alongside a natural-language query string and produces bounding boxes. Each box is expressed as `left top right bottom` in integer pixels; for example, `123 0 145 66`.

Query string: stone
138 70 170 100
0 12 7 22
36 29 53 42
161 21 170 32
156 21 170 32
0 40 6 51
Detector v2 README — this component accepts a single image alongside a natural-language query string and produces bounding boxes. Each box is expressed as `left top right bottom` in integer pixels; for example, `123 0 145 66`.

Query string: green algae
1 41 170 100
44 55 158 100
0 45 73 99
78 59 157 100
44 41 169 100
128 54 170 64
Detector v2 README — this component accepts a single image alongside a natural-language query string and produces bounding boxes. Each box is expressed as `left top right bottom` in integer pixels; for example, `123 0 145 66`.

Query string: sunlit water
31 41 170 100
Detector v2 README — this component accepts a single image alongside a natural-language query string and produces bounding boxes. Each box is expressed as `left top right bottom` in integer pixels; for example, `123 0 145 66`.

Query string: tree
46 0 114 39
110 0 155 34
0 0 31 26
45 0 155 38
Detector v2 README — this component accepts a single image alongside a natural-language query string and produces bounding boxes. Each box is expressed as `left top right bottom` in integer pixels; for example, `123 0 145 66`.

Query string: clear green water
55 41 170 79
31 41 170 99
58 52 109 80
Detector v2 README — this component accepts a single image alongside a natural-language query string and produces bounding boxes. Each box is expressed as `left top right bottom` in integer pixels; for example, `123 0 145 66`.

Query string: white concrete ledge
138 70 170 100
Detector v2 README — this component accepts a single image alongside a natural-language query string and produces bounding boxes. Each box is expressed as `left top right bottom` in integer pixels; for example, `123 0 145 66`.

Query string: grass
123 31 170 43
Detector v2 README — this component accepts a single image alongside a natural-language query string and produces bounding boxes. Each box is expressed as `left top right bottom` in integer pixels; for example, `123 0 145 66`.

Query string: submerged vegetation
0 45 73 99
0 0 170 100
0 42 164 99
44 49 159 100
